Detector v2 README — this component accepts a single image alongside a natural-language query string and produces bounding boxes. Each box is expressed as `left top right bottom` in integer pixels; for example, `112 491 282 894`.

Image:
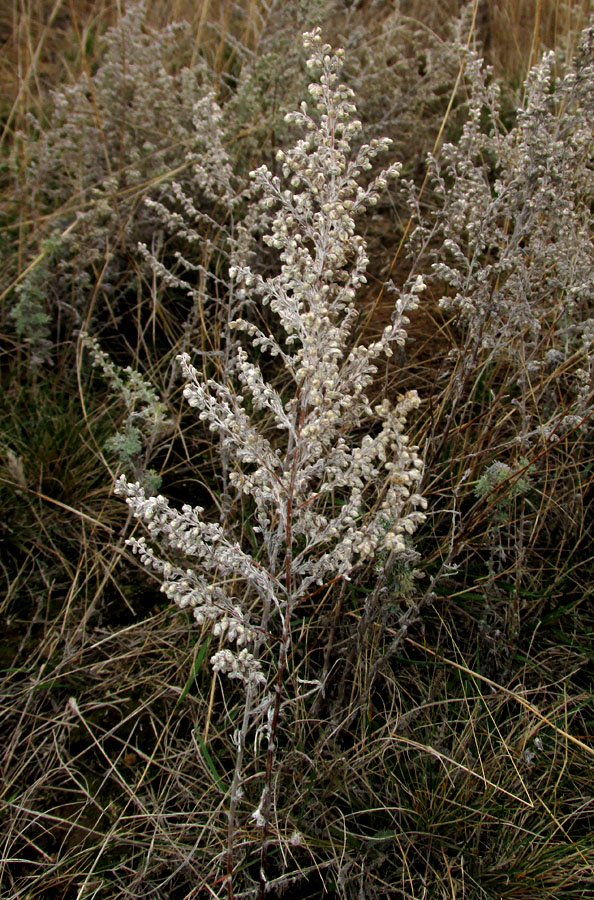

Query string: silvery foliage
342 1 471 160
222 0 331 166
11 1 218 351
414 28 594 362
116 29 427 689
81 332 171 491
136 88 244 355
27 1 208 208
134 96 257 517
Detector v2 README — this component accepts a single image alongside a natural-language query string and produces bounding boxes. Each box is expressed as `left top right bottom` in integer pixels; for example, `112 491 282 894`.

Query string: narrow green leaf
195 732 226 791
178 635 211 704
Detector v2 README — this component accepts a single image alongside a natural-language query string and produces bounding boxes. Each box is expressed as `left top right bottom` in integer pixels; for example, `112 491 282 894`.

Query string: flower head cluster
117 29 426 686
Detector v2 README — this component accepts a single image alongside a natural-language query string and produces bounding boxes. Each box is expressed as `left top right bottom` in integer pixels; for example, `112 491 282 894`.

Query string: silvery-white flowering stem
114 29 427 897
226 682 256 900
257 450 298 896
257 607 292 900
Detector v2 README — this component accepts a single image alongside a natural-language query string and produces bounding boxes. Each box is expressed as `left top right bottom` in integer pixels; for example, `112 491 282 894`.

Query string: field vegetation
1 1 594 898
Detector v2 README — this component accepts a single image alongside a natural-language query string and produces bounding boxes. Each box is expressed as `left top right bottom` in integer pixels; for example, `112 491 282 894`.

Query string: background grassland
1 1 594 898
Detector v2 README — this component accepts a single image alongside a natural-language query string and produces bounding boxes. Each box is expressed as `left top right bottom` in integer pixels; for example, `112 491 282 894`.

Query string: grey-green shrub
10 1 217 358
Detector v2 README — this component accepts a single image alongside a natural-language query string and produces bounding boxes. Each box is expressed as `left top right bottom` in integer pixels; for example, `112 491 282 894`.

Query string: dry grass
1 1 594 898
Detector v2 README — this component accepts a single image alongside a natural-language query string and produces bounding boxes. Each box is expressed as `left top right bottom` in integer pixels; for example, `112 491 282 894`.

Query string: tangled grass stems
2 2 594 899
